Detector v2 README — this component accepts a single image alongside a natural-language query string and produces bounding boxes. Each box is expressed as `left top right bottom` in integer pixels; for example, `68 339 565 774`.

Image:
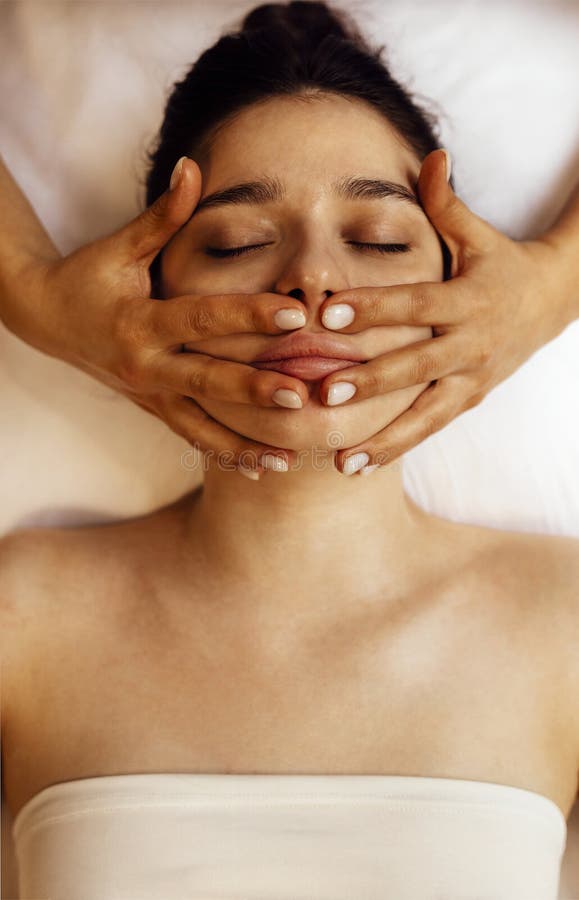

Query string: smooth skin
1 93 579 831
0 130 578 474
158 94 445 465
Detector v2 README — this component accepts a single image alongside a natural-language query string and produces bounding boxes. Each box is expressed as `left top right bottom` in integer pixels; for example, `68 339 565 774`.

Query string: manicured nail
238 464 260 481
441 148 452 183
261 454 289 472
360 463 380 476
322 304 355 330
274 308 307 329
170 156 187 191
326 382 357 406
272 389 303 409
342 451 369 475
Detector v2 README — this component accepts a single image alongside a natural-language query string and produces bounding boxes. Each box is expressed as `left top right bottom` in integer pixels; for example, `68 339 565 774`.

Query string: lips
253 357 361 379
250 333 366 380
252 332 366 363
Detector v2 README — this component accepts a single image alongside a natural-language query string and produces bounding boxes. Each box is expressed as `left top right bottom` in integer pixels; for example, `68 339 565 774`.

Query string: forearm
0 152 61 340
540 176 579 327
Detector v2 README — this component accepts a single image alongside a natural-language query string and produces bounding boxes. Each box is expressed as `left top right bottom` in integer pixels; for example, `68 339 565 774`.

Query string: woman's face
160 93 444 452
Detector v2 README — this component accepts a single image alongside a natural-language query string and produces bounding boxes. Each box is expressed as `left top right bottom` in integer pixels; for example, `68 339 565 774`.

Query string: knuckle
362 298 378 325
116 347 146 389
362 365 388 395
186 361 210 397
111 307 147 387
186 304 217 339
372 447 397 466
463 285 485 317
409 290 433 324
111 299 135 346
146 302 166 341
248 296 269 330
421 410 443 438
247 369 272 404
411 350 436 383
476 343 493 367
114 298 148 348
465 388 486 410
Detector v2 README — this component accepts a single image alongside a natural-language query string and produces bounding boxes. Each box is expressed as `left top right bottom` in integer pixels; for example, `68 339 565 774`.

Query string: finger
320 334 468 405
154 352 309 408
333 378 463 473
166 395 296 474
418 149 499 260
112 158 203 265
319 280 469 332
141 291 307 348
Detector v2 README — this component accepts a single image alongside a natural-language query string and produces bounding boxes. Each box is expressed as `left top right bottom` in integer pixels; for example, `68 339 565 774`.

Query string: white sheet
1 2 578 897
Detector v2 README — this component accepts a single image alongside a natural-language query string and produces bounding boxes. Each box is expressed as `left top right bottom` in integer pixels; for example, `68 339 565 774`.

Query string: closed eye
350 242 410 254
204 241 411 258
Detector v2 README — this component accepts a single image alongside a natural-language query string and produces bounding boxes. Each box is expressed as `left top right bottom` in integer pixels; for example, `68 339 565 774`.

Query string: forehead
198 93 421 198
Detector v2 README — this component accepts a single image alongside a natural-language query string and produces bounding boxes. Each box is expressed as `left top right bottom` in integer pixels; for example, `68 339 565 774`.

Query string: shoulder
0 526 81 645
0 514 166 640
0 523 93 588
451 520 579 599
468 525 579 626
0 527 70 727
477 526 579 715
0 526 63 608
490 528 579 601
0 523 128 645
438 519 579 668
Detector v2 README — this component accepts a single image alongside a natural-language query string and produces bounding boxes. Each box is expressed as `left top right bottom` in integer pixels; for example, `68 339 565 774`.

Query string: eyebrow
193 174 421 215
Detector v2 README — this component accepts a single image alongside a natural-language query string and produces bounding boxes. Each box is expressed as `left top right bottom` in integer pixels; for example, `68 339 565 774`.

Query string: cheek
160 241 274 301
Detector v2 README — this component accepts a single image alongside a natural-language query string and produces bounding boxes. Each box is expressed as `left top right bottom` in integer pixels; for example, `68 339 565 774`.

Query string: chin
197 386 422 456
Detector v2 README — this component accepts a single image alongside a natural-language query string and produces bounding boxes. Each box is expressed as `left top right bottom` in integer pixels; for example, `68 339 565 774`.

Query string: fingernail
441 148 452 183
170 156 187 191
274 308 307 329
360 463 380 476
322 304 355 330
238 464 260 481
326 382 357 406
272 389 303 409
261 454 289 472
342 451 369 475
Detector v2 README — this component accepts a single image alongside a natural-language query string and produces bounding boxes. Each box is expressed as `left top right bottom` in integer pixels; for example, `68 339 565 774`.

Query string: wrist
538 183 579 328
0 257 65 359
524 233 579 336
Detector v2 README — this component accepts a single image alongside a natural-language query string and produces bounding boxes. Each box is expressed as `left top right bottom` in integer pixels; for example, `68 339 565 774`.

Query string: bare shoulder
430 513 579 597
472 523 579 709
0 521 138 646
487 527 579 599
0 527 76 722
0 526 66 615
0 523 96 590
0 505 181 642
461 523 579 621
436 517 579 657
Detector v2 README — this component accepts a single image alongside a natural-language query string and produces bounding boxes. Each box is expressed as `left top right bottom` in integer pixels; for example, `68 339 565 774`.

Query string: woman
2 3 578 898
1 28 578 470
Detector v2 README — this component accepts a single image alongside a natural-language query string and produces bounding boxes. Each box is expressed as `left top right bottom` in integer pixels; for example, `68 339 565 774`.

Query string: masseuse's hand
318 148 573 474
13 158 311 476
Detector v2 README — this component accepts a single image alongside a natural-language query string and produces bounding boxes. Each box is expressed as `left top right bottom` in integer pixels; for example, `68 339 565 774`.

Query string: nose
273 240 349 322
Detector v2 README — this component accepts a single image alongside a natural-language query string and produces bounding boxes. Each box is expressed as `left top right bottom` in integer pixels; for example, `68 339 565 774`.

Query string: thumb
417 149 497 265
115 157 203 266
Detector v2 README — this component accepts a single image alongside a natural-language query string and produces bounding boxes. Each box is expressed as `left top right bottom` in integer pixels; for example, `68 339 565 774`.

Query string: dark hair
144 1 452 291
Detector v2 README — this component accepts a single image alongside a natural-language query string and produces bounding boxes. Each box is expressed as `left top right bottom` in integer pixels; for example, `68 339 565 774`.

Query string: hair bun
242 1 353 43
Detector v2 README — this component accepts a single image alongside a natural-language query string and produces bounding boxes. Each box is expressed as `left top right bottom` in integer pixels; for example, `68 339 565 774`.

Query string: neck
182 453 432 619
